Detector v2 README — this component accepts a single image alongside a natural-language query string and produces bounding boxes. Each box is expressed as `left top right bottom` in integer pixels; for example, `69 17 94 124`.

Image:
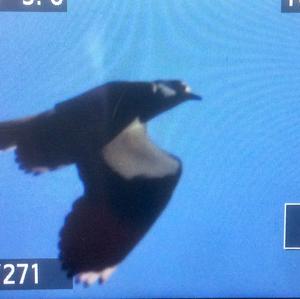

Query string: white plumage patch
76 266 117 286
102 118 179 179
2 145 16 152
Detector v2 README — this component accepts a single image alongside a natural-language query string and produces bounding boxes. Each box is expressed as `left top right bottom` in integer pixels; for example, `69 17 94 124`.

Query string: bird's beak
186 92 202 100
183 84 202 100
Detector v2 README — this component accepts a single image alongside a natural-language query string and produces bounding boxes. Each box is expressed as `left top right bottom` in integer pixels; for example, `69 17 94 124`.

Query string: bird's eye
183 83 191 93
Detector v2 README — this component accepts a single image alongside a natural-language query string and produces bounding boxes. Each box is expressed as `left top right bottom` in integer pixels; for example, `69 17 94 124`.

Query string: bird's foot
75 266 117 286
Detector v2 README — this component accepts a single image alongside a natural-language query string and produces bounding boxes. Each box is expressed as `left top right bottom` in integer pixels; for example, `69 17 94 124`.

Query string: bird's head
137 80 201 122
106 80 201 123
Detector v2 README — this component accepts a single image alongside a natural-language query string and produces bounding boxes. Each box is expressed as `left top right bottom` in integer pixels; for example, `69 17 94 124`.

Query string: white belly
102 118 180 179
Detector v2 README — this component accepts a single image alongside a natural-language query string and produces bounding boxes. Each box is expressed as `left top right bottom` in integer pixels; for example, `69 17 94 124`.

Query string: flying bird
0 80 201 285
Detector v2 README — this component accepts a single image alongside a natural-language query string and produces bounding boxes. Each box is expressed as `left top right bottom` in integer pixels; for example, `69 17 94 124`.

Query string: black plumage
0 80 201 285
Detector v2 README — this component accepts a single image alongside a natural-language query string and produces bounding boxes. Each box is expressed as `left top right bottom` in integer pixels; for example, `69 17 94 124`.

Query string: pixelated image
0 1 300 298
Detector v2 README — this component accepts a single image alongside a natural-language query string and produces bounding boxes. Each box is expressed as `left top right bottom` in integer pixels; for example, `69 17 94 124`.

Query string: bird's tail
0 116 33 151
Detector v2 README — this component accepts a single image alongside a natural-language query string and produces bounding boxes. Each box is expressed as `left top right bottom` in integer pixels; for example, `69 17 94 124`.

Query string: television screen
0 1 300 298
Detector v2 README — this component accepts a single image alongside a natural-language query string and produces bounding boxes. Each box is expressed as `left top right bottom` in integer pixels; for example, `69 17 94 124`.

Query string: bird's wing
0 111 76 174
59 119 182 285
0 92 108 174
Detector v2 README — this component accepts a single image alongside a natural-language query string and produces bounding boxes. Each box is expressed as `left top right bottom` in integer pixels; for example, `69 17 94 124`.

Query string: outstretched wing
0 110 77 174
0 86 110 174
59 119 182 285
